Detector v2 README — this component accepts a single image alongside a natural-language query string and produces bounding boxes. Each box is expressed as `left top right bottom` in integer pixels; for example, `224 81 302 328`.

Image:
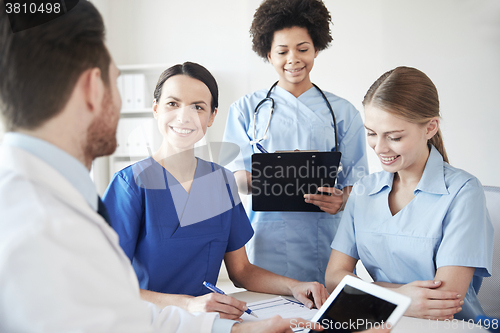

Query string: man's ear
82 68 105 113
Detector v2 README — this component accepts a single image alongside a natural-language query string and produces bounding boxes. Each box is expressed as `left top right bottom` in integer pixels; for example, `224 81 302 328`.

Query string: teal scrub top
103 157 254 296
332 146 494 321
223 85 368 284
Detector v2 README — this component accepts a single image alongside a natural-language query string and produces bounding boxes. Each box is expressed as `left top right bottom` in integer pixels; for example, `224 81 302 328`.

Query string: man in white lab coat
0 2 321 332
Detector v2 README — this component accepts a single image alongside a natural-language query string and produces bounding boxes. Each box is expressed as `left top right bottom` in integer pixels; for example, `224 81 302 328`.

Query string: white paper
242 296 318 322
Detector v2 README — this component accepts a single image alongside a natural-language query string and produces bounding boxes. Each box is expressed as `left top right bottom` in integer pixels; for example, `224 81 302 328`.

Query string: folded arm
390 266 472 320
325 249 468 320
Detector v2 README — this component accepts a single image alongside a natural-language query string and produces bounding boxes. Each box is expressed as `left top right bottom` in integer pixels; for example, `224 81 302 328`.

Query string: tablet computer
305 276 410 332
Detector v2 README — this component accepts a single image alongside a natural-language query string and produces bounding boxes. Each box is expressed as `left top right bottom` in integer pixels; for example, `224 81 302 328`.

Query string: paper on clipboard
274 150 319 153
241 296 318 322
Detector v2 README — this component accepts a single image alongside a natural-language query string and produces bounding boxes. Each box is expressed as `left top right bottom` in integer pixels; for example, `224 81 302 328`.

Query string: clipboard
251 151 342 212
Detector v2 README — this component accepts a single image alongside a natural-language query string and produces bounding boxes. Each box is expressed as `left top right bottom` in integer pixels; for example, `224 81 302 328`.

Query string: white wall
94 0 500 186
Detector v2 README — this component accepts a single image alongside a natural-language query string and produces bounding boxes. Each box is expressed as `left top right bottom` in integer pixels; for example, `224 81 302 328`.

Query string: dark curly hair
250 0 333 60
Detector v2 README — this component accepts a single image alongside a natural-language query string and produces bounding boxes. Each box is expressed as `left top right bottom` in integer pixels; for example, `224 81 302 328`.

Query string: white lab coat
0 145 217 333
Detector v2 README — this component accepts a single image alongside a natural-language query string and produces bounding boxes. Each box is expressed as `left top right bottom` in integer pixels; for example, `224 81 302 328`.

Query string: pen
255 142 269 154
202 281 258 318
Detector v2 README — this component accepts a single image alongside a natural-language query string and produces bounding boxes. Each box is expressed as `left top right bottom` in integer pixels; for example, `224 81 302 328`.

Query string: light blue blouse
223 85 368 283
332 146 494 321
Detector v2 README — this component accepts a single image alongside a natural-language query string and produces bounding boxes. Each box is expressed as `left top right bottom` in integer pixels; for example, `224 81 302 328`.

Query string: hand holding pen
184 286 250 321
203 281 258 318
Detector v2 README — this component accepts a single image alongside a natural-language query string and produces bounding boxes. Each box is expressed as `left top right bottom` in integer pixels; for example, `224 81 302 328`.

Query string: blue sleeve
330 184 359 260
222 100 253 173
102 172 143 261
337 110 369 188
226 202 254 252
225 170 254 252
436 178 494 277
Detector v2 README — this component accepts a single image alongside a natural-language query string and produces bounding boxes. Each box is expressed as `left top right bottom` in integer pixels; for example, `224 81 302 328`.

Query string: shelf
118 63 172 73
121 108 152 113
112 155 150 162
120 109 154 118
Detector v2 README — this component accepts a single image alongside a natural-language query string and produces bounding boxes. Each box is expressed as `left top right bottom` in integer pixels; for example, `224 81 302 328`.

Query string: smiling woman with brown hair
103 61 328 321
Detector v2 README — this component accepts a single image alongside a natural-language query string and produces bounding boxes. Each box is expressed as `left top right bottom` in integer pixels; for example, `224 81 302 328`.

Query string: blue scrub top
223 85 368 284
332 146 494 321
103 157 254 296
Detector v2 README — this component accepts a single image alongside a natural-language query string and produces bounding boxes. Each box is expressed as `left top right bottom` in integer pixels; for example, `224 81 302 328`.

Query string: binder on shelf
122 74 135 110
132 74 146 110
119 74 148 112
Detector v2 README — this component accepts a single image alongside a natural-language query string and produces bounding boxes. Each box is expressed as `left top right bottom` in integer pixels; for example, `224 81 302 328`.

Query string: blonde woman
326 67 493 321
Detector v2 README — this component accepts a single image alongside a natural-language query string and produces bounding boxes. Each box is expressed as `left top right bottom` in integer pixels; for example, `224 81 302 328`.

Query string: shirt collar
368 145 448 196
2 132 98 210
369 171 394 195
414 145 449 195
274 84 315 100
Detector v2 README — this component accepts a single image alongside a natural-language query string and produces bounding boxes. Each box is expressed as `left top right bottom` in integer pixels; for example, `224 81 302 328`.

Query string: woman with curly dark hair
223 0 368 285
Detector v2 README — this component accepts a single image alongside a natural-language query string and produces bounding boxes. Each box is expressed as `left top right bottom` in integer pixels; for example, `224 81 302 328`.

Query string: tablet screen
311 285 397 332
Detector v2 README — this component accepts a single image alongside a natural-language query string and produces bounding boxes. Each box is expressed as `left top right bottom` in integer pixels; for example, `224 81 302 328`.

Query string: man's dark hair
250 0 333 60
0 1 110 131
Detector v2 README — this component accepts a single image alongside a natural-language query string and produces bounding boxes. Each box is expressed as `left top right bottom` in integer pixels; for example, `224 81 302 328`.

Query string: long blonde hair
362 66 449 163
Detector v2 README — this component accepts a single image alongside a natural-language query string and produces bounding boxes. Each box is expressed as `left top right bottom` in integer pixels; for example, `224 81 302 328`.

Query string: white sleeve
0 206 218 333
211 317 238 333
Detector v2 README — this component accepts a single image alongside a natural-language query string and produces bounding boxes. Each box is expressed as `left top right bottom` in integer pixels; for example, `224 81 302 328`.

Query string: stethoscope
251 81 339 154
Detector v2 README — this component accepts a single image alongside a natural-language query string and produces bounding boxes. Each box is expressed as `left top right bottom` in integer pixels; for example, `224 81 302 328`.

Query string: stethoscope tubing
252 81 339 153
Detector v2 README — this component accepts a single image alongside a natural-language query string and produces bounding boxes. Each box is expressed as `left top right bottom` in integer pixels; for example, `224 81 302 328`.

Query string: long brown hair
362 66 449 163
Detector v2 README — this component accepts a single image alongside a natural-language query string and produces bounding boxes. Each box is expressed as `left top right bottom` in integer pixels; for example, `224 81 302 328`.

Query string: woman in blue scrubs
103 62 328 320
326 67 493 321
222 0 368 285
